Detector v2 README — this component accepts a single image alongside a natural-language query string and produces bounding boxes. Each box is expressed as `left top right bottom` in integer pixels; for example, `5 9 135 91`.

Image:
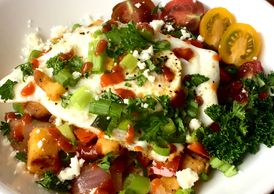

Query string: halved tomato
111 0 156 23
161 0 205 33
218 23 262 66
199 7 236 49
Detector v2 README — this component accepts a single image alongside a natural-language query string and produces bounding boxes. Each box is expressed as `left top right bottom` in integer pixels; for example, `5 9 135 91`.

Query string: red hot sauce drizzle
100 65 125 87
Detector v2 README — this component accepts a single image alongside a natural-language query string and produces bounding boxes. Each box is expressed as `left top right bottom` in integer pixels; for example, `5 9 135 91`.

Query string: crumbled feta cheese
50 25 68 39
143 103 149 108
150 150 169 162
197 35 204 42
135 2 142 8
189 119 201 130
139 46 154 62
132 50 139 58
143 69 155 83
176 168 199 189
22 33 44 58
55 117 63 126
58 156 85 181
180 27 191 40
123 99 129 104
252 56 258 60
137 61 146 70
27 19 32 28
165 24 175 32
149 20 165 31
72 71 82 79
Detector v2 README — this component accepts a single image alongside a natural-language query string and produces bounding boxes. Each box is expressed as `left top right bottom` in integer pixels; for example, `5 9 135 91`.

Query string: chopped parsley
18 62 33 81
198 73 274 166
36 171 70 192
15 151 27 163
183 74 209 89
0 79 17 101
97 152 114 171
0 121 10 136
46 53 83 75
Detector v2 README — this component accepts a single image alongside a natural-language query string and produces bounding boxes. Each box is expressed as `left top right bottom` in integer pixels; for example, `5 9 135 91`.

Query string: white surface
0 0 274 194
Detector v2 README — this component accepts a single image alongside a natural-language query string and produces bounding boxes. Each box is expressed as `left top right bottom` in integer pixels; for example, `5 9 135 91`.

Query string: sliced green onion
71 23 81 31
12 103 24 114
162 118 176 134
120 53 138 73
199 172 209 181
57 123 76 144
28 50 42 62
88 37 107 74
187 100 199 118
154 40 171 51
107 117 119 134
53 68 73 87
152 143 170 156
89 99 112 115
123 173 150 194
210 157 238 177
70 86 92 109
109 103 124 118
138 29 153 41
118 119 132 131
93 30 103 38
176 188 195 194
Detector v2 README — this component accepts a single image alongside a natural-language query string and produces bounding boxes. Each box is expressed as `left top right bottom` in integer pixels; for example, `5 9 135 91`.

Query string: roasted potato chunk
27 128 60 174
34 70 66 101
24 101 50 119
181 153 209 174
95 138 120 155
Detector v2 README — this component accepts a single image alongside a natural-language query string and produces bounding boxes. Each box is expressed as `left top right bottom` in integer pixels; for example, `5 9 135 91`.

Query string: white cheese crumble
50 25 68 39
132 50 139 58
143 69 155 83
22 33 44 58
58 156 85 181
135 2 142 8
123 99 129 104
72 71 82 79
149 20 165 31
197 35 204 42
137 61 146 70
180 27 191 40
176 168 199 189
150 150 169 162
165 24 175 32
139 46 154 62
55 117 63 126
189 118 201 130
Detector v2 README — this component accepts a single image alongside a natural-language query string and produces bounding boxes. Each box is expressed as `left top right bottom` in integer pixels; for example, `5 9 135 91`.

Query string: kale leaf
0 121 10 136
97 152 114 171
15 151 27 163
0 79 17 101
36 171 70 192
183 74 209 89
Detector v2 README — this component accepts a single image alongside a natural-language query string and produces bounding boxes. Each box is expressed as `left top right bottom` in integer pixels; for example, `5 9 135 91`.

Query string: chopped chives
53 68 73 87
70 86 92 109
89 99 112 115
152 143 170 156
109 103 124 118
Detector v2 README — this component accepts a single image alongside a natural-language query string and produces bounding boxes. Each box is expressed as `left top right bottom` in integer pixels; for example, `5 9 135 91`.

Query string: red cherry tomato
161 0 205 32
237 60 264 79
187 142 209 158
111 0 156 23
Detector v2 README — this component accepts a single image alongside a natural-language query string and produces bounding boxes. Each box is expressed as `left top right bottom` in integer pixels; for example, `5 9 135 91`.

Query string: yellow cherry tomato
200 7 236 49
218 23 262 66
